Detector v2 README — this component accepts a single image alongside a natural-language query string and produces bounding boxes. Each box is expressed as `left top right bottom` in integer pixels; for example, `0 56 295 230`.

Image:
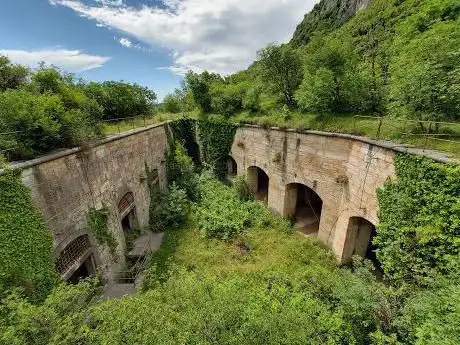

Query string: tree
257 44 303 107
163 91 183 113
84 81 157 120
184 71 222 113
389 21 460 126
296 68 335 113
0 56 29 91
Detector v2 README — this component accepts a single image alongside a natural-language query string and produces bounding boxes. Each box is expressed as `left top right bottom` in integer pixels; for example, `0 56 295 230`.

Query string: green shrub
166 140 199 201
232 175 253 201
0 279 101 345
150 183 188 233
376 154 460 285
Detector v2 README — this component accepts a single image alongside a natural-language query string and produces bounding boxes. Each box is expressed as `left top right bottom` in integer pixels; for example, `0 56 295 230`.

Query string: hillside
291 0 372 46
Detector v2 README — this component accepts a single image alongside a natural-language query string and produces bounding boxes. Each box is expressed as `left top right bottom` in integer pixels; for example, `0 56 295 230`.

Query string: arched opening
344 217 382 273
247 166 269 204
56 234 96 283
285 183 323 236
227 156 237 178
119 192 137 233
186 141 201 167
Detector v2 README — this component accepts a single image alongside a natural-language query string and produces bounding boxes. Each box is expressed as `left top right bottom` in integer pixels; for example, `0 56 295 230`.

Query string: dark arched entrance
186 141 201 167
119 192 137 233
247 166 269 204
56 234 96 283
227 156 237 178
285 183 322 236
343 217 382 273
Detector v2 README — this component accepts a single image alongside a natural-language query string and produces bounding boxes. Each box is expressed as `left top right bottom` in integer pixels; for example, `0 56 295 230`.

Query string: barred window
56 235 91 275
118 192 135 215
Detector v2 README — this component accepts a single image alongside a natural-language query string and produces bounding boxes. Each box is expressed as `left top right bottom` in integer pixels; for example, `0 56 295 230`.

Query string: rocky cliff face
291 0 372 46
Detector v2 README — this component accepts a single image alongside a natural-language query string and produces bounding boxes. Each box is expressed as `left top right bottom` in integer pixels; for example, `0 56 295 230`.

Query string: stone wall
17 124 168 280
9 121 450 274
230 126 396 262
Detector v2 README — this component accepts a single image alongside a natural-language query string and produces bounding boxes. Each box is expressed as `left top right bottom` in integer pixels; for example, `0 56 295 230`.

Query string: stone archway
343 217 381 270
284 183 323 236
227 156 237 178
56 234 96 282
247 166 269 204
118 192 137 233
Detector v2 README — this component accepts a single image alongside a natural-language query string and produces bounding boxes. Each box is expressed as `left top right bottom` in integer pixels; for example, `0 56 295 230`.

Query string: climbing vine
0 169 57 303
87 206 118 260
197 120 237 180
376 153 460 286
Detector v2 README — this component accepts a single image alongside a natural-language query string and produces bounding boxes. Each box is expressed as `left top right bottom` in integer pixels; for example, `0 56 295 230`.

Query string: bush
232 175 253 201
162 93 182 113
150 183 188 232
166 140 199 201
376 154 460 285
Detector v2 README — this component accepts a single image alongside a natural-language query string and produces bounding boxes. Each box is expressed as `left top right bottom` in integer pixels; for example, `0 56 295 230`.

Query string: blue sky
0 0 316 100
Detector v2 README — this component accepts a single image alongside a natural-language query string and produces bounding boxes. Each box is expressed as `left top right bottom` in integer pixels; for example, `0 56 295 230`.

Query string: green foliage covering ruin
0 169 56 303
87 206 118 259
376 153 460 285
197 120 237 180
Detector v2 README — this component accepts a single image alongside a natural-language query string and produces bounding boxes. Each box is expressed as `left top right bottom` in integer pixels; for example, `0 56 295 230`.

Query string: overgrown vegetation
376 153 460 286
0 169 56 303
197 120 237 179
87 206 118 259
2 170 459 344
0 57 156 160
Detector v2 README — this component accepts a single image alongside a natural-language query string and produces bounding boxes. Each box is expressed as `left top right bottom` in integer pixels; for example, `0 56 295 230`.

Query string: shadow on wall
284 183 323 237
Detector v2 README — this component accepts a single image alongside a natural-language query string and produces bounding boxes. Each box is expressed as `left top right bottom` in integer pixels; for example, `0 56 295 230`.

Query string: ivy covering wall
0 169 56 303
197 120 237 180
376 153 460 285
87 206 118 260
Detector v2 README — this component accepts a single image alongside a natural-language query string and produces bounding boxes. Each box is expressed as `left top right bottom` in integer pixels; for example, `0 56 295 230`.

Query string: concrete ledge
240 124 457 164
0 121 171 175
0 120 456 177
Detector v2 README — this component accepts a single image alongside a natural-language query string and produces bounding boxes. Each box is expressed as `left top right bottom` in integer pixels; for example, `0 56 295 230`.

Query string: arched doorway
56 234 96 283
186 141 201 167
284 183 323 236
227 156 237 179
343 217 381 272
247 166 269 204
119 192 137 233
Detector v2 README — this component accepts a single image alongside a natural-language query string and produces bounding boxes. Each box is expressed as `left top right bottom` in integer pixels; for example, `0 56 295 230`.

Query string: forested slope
163 0 459 156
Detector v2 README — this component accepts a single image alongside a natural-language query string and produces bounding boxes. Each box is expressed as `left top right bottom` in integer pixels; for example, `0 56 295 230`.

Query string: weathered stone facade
230 126 396 262
18 124 168 280
8 122 451 276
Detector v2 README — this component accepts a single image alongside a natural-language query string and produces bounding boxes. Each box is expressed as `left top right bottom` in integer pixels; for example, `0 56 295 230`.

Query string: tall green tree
0 56 29 92
257 44 303 107
184 71 222 113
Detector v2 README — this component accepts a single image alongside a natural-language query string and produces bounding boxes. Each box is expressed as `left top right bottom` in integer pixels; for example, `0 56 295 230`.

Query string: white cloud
94 0 123 6
119 37 132 48
0 49 111 72
49 0 318 75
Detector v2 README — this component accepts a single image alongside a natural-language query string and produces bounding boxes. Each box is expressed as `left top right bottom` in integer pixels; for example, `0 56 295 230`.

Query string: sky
0 0 317 100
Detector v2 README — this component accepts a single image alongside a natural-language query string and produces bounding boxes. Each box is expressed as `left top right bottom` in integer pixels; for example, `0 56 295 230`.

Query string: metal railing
352 115 460 153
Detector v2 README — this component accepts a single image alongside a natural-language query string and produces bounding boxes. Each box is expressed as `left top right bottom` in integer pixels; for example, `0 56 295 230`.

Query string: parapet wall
17 124 168 280
6 121 452 277
231 126 396 262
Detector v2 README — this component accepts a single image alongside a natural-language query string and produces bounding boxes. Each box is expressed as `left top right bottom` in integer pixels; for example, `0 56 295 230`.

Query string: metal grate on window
56 235 91 275
118 192 135 214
